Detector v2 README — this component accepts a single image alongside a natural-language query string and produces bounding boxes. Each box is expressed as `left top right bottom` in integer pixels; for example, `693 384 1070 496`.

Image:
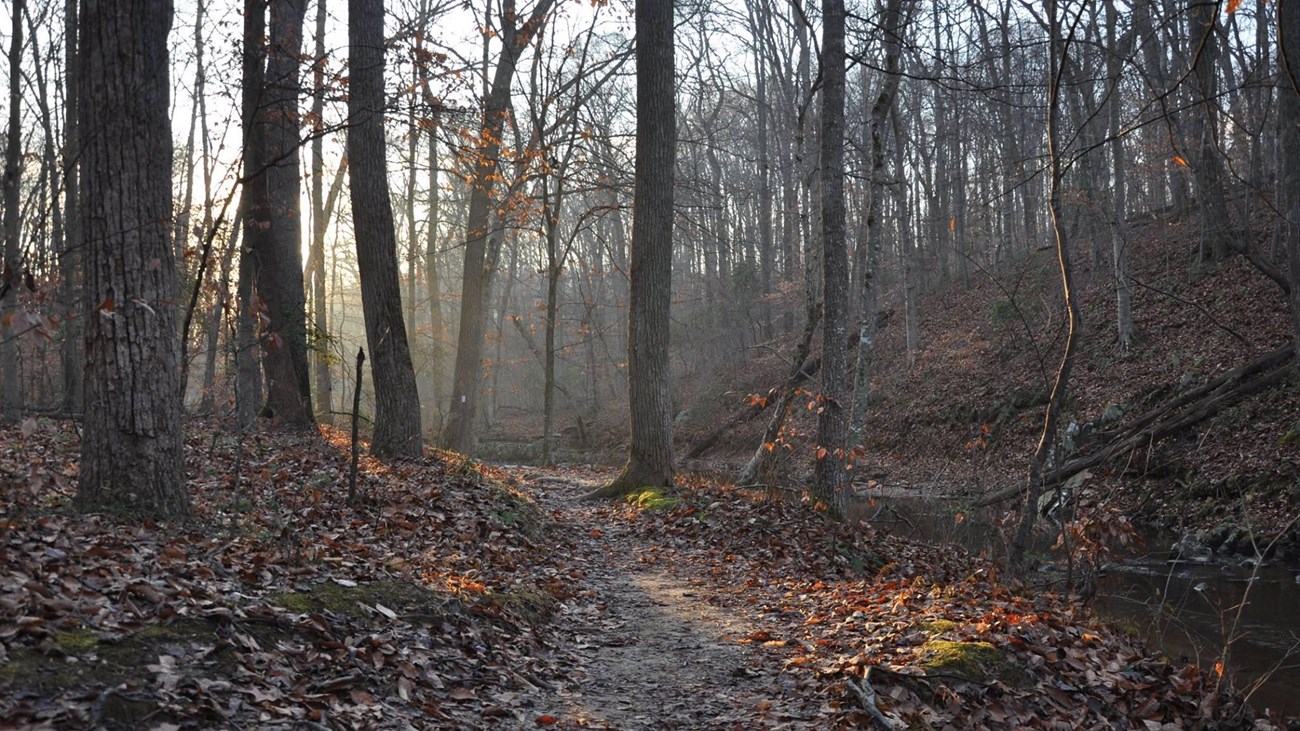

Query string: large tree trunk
76 0 188 519
238 0 268 429
2 0 24 424
254 0 314 424
1283 0 1300 357
591 0 676 498
813 0 850 515
348 0 423 458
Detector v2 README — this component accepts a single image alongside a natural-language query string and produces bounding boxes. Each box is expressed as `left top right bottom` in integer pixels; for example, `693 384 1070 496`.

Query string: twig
845 667 902 729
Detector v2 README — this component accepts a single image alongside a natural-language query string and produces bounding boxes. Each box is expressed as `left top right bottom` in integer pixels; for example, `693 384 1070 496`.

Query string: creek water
857 495 1300 720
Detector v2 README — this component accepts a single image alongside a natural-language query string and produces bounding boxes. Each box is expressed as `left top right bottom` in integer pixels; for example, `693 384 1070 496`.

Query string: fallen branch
978 343 1294 507
845 667 903 730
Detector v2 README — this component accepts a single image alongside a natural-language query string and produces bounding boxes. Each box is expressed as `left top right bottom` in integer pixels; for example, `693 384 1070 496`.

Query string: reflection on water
855 496 1300 720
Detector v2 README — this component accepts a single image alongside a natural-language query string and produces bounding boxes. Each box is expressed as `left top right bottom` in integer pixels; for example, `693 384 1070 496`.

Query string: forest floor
1 420 1284 729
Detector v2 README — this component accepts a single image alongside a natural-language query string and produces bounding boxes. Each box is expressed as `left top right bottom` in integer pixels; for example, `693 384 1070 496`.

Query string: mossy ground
917 638 1031 688
625 487 680 511
0 618 223 693
267 578 450 620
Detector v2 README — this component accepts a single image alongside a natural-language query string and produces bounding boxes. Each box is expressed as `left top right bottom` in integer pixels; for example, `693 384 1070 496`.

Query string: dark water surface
856 496 1300 720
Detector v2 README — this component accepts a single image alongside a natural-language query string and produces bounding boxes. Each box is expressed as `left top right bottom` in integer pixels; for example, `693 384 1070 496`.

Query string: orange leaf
535 715 559 726
815 447 828 460
1173 155 1189 168
1226 0 1241 13
949 216 956 232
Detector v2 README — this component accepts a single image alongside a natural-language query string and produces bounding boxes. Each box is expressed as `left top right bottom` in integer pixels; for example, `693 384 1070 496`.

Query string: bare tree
75 0 188 519
349 0 423 458
2 0 23 423
441 0 557 452
1010 0 1082 574
813 0 850 515
590 0 675 497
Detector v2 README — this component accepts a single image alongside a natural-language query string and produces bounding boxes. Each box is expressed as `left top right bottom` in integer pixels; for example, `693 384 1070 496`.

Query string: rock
1100 403 1124 424
1171 533 1212 563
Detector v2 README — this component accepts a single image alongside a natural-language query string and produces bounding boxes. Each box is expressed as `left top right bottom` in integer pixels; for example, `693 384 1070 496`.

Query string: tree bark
238 0 268 430
309 0 333 422
813 0 850 516
590 0 676 498
61 0 83 415
1283 0 1300 357
1106 0 1134 350
348 0 423 458
76 0 188 519
255 0 314 424
1189 0 1233 263
2 0 24 423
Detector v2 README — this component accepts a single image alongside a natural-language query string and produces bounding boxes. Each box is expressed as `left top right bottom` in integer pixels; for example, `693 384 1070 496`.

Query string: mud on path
507 468 824 730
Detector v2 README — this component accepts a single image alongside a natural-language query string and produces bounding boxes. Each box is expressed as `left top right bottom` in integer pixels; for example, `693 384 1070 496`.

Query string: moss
915 619 960 636
267 579 448 621
918 639 1029 688
626 488 680 511
54 627 99 653
0 618 220 693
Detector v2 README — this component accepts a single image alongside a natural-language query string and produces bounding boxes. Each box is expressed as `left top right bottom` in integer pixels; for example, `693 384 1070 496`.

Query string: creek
856 494 1300 720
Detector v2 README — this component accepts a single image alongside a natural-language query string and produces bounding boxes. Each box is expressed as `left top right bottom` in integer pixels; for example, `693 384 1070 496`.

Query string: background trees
0 0 1295 511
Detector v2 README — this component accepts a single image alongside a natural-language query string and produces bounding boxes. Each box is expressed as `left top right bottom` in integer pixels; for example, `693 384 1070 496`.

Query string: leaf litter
0 420 1279 729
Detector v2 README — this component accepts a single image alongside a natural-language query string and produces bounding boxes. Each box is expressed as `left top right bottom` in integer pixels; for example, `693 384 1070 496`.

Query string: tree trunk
1105 0 1135 350
309 0 333 422
238 0 268 429
850 0 907 436
348 0 423 458
591 0 676 498
255 0 314 424
61 0 83 415
2 0 24 423
76 0 188 519
1190 0 1233 263
442 0 556 452
1283 0 1300 357
1010 0 1081 574
813 0 850 515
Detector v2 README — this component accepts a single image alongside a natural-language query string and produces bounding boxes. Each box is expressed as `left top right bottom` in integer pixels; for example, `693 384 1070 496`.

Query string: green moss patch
266 579 449 621
625 488 680 511
1 618 220 693
918 639 1029 688
914 619 960 636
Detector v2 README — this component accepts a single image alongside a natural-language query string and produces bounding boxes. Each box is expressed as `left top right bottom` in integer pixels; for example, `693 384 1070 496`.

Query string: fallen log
977 343 1295 507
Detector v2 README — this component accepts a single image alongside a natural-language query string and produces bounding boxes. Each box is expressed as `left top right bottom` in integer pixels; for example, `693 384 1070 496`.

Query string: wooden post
349 347 365 504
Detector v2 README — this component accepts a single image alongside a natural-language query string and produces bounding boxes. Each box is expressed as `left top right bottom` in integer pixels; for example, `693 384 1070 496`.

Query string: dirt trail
515 469 820 730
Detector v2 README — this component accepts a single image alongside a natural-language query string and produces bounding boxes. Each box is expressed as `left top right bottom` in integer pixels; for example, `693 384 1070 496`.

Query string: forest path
505 466 822 730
